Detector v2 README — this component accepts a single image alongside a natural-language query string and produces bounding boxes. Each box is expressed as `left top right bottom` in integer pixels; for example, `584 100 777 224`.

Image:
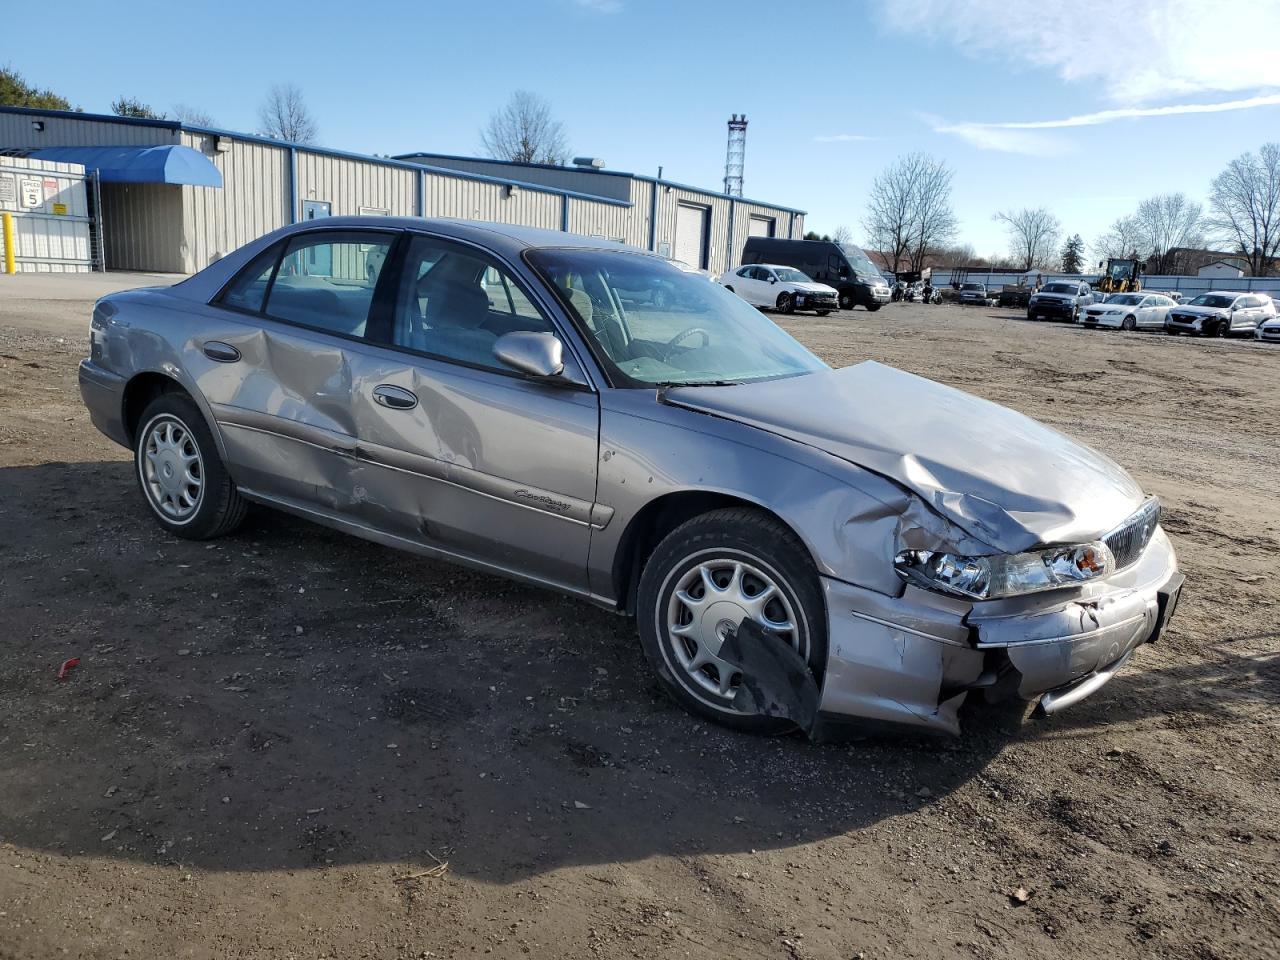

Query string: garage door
747 216 775 238
674 202 709 268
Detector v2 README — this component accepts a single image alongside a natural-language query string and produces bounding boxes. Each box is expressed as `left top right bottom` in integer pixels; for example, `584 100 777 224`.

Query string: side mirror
493 331 564 379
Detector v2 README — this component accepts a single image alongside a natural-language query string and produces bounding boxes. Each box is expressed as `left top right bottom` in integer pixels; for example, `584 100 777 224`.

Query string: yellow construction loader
1096 258 1142 294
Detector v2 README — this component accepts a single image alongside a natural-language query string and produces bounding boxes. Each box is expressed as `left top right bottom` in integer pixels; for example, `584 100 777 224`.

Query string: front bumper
793 292 838 311
816 528 1181 735
1256 325 1280 342
1166 314 1207 333
78 359 130 448
1028 300 1076 321
1081 312 1123 328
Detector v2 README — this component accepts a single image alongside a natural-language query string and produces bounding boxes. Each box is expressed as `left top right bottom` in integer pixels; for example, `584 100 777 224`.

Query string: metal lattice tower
724 114 747 197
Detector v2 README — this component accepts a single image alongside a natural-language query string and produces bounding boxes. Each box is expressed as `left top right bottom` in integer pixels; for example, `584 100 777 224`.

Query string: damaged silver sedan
79 218 1183 735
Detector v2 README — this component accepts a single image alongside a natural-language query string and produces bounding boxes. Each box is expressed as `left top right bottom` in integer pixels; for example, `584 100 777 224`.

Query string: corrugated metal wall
567 187 648 246
296 152 418 217
423 173 562 229
0 113 176 149
179 131 289 273
100 183 184 272
0 158 92 272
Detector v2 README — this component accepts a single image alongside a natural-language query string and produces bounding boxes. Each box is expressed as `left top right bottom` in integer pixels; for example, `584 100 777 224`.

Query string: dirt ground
1 276 1277 960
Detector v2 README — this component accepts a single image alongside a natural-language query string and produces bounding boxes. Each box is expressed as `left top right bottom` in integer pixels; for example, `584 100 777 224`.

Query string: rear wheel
776 292 794 314
134 393 246 540
637 509 827 735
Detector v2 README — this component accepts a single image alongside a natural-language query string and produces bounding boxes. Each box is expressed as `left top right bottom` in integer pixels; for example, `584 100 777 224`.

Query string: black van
741 238 892 311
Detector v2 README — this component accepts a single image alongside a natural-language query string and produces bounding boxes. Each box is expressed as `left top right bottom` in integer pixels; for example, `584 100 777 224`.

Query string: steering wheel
665 326 710 354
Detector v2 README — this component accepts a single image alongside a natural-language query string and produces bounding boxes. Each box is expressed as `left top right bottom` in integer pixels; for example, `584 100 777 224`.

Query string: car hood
1172 305 1227 316
663 361 1144 553
786 282 837 294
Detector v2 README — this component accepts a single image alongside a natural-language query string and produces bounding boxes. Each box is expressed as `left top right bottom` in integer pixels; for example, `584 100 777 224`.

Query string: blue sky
11 0 1280 256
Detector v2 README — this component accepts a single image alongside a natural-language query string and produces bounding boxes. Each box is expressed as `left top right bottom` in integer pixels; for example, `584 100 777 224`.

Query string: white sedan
1079 293 1177 330
720 264 838 314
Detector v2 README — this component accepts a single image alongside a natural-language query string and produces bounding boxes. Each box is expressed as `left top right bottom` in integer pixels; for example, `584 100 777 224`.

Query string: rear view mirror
494 331 564 379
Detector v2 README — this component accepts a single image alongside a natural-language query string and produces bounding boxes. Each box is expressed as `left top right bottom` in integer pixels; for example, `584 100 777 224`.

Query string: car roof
165 215 660 302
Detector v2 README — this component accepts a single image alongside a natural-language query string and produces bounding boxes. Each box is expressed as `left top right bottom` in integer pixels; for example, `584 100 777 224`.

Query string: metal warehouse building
0 106 804 276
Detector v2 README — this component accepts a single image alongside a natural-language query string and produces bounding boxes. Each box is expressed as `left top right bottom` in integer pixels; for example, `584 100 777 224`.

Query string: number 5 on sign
20 179 41 208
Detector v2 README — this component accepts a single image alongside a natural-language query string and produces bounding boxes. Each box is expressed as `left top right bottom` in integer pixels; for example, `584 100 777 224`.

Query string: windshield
1042 282 1075 293
526 249 827 387
773 267 811 282
961 283 984 292
1105 294 1143 305
1188 294 1234 307
838 244 883 281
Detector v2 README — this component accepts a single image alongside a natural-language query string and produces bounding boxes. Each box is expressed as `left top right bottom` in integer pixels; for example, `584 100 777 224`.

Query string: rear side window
265 231 395 338
220 246 281 313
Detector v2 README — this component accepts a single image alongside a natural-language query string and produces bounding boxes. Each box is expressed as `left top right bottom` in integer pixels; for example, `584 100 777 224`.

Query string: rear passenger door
195 228 399 507
340 233 601 594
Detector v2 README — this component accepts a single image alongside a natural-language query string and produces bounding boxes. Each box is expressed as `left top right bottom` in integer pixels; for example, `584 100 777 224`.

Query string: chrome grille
1104 498 1161 570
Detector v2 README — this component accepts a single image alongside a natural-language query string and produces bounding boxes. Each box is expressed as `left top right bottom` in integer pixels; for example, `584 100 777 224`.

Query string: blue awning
28 145 223 187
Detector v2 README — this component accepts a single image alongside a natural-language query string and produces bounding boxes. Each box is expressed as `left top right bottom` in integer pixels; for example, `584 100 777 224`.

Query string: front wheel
134 393 247 540
866 303 881 312
776 292 794 314
637 509 827 735
838 291 854 310
1122 315 1136 331
816 309 831 316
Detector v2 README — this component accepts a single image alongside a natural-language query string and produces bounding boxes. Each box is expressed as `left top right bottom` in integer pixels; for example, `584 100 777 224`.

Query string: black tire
838 291 854 310
1122 315 1136 331
866 303 881 312
816 309 831 316
777 292 794 314
1071 305 1080 324
636 508 828 735
1214 321 1227 338
134 393 247 540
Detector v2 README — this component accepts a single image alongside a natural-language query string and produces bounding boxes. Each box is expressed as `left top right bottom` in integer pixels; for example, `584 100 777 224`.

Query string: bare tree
172 103 215 127
831 225 852 245
257 84 318 144
480 91 568 165
993 207 1062 271
1207 143 1280 277
1092 214 1144 266
908 158 958 273
1133 193 1203 274
863 153 957 274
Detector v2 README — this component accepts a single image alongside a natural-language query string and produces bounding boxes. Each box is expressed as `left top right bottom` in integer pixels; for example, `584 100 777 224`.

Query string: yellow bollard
1 212 14 275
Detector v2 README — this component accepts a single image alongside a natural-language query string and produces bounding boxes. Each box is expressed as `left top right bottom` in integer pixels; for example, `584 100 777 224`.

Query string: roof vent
572 157 606 169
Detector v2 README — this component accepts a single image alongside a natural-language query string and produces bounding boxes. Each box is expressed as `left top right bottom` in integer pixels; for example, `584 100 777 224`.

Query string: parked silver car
1166 291 1277 337
78 218 1182 736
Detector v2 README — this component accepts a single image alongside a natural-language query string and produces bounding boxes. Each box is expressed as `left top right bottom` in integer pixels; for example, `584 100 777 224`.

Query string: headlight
895 542 1115 599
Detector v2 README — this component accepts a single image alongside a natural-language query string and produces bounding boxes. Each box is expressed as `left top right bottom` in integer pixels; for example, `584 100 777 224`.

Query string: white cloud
877 0 1280 103
813 133 879 143
931 93 1280 153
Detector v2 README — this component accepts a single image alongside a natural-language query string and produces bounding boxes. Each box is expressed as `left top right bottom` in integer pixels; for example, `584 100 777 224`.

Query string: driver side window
388 236 554 371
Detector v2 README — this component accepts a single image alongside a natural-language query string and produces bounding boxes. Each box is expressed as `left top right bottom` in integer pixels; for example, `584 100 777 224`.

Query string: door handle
203 341 241 363
373 384 418 410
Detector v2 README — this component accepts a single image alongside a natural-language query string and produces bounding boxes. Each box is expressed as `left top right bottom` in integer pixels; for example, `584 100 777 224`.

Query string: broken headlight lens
894 542 1115 600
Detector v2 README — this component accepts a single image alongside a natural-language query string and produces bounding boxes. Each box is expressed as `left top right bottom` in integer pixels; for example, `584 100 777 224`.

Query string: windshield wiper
656 379 740 388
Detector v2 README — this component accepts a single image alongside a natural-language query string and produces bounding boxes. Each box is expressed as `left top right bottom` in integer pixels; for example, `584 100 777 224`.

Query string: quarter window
264 231 395 338
388 236 553 370
220 246 279 313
